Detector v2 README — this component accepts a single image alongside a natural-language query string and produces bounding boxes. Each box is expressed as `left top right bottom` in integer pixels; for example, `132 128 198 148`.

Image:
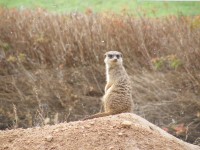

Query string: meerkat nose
113 58 117 62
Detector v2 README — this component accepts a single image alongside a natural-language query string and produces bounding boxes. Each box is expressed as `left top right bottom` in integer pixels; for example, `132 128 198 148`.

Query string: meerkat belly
103 83 133 113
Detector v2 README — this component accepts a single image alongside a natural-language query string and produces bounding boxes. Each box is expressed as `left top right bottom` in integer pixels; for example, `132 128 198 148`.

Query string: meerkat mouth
112 59 118 62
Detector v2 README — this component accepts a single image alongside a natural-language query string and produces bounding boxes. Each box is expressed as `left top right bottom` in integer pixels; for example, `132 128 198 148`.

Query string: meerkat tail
83 112 113 120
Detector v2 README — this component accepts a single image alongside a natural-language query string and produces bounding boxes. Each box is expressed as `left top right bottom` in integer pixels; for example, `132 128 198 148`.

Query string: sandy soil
0 113 199 150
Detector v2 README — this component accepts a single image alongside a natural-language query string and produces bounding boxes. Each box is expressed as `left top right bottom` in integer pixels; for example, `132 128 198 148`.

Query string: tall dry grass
0 8 200 144
0 8 200 72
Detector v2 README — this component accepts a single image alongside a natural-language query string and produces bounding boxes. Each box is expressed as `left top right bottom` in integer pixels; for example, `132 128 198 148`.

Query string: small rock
85 125 91 128
80 126 85 129
45 135 53 142
61 128 65 131
121 120 132 128
53 129 59 133
90 121 95 125
118 132 123 136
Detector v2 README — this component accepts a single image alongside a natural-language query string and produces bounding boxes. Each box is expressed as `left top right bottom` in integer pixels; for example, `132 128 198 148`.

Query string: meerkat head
104 51 123 67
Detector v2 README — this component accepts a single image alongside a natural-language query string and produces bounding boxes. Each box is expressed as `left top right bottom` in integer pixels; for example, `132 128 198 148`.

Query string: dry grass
0 8 200 144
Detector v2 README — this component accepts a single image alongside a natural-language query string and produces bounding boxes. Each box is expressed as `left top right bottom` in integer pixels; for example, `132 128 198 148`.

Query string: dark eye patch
108 54 113 59
116 54 120 59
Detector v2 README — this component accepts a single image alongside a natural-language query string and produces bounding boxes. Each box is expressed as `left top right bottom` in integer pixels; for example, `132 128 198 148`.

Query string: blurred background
0 0 200 146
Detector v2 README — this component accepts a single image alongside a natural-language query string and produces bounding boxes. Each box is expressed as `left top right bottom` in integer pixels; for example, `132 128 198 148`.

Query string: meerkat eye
108 54 113 59
116 54 120 59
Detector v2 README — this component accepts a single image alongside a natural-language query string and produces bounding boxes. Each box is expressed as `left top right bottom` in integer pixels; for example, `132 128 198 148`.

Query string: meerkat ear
104 53 107 57
120 53 123 57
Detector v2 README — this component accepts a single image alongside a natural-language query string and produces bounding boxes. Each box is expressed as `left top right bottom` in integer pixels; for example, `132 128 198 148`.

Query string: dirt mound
0 113 199 150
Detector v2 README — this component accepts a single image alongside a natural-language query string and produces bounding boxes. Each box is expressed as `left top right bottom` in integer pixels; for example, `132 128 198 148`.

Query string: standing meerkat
84 51 133 120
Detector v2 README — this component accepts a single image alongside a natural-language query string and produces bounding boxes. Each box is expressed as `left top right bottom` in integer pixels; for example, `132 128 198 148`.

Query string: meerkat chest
102 84 113 102
106 72 110 83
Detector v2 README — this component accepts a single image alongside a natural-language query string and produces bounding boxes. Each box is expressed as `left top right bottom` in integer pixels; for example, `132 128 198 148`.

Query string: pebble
121 120 132 128
85 125 91 128
118 132 123 136
45 135 53 142
90 121 95 125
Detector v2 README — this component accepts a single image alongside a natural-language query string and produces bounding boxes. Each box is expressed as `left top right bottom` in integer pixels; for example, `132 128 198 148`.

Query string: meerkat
84 51 133 120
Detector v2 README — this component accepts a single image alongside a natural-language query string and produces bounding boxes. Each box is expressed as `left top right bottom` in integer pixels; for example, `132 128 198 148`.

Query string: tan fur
84 51 133 120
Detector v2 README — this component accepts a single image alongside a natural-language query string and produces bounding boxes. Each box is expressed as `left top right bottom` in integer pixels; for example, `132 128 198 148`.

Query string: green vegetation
151 55 182 71
0 0 200 16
